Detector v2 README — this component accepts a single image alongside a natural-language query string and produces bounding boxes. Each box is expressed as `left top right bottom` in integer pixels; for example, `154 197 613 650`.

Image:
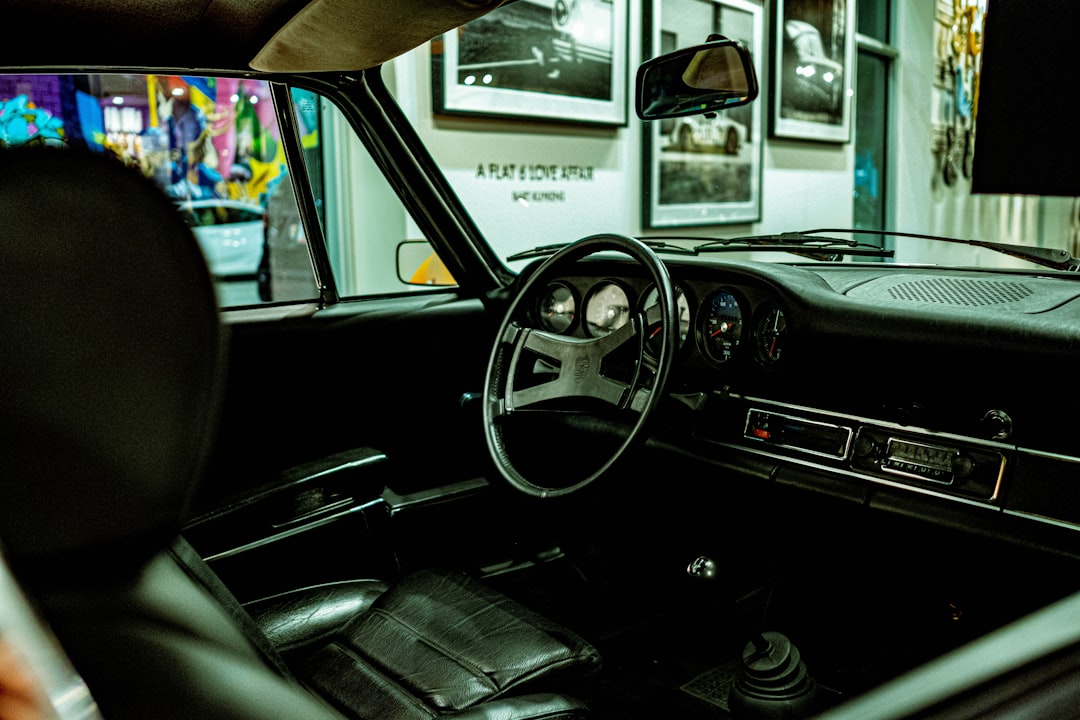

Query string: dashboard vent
884 277 1033 306
841 274 1073 311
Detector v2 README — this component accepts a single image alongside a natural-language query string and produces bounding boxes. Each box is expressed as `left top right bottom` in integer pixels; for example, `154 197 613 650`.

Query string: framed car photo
770 0 855 142
431 0 628 127
642 0 764 227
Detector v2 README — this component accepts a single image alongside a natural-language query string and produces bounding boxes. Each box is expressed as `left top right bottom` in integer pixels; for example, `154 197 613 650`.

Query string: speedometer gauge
697 289 744 365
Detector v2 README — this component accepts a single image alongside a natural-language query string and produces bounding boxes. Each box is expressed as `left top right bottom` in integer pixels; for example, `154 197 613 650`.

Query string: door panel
187 292 510 590
203 293 493 499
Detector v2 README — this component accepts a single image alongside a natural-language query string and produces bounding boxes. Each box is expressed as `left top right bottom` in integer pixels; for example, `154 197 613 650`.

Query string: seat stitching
364 608 500 693
315 640 437 719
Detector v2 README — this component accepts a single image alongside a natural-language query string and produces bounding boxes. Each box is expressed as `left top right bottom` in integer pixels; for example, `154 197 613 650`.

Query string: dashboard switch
852 434 879 459
982 409 1013 440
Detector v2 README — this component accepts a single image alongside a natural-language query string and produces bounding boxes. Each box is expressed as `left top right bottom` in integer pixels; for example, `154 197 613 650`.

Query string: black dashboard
517 255 1080 557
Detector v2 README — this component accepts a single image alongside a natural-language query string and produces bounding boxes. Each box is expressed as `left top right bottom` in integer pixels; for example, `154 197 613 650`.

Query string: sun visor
251 0 508 72
971 0 1079 196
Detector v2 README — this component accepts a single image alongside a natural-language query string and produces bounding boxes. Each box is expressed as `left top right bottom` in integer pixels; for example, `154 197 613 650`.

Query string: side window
0 74 317 307
287 87 456 296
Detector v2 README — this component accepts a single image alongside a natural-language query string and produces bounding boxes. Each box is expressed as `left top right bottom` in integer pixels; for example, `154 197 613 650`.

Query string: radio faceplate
880 437 958 484
851 427 1005 502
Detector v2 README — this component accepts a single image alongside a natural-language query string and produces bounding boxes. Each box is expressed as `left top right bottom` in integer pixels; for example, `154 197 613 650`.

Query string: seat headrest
0 147 224 567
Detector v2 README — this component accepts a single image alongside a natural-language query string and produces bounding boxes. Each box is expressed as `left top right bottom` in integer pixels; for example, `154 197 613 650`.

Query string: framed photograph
770 0 856 142
432 0 628 126
643 0 764 228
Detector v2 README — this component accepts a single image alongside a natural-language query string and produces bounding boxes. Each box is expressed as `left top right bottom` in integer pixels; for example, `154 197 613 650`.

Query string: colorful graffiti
0 94 65 147
146 75 285 203
1 75 303 212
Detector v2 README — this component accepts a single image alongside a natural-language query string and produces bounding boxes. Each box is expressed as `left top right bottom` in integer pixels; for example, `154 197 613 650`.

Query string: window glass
289 88 450 297
853 51 888 233
857 0 889 41
0 74 317 306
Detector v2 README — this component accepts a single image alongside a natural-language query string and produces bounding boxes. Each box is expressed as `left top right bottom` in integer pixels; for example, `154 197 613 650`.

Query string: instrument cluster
532 273 789 371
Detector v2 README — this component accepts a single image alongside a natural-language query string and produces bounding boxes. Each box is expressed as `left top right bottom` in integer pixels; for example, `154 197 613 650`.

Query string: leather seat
247 568 601 719
0 146 599 720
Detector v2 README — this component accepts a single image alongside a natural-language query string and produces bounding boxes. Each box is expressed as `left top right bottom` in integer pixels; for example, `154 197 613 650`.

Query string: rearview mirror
635 39 758 120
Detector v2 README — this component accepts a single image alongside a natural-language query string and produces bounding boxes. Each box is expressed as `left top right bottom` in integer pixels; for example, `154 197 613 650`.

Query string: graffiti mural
0 94 65 147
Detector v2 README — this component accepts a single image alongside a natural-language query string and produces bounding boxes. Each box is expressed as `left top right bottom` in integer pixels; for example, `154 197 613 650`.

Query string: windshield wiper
691 232 894 261
506 238 697 262
796 228 1080 272
507 228 1078 269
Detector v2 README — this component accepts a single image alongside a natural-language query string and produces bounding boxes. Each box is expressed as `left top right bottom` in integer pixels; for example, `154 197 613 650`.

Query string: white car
177 199 266 278
669 113 748 154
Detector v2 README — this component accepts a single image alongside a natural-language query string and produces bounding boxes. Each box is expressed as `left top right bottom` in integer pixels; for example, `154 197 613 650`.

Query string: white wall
392 0 855 259
388 0 1076 267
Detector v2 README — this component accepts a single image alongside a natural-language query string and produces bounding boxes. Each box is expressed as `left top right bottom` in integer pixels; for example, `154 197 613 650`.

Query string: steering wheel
483 234 679 497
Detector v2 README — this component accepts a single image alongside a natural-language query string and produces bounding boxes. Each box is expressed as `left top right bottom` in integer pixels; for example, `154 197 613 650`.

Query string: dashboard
516 254 1080 557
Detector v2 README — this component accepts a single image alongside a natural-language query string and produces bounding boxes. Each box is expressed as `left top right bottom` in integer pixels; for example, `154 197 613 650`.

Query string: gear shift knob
687 555 718 580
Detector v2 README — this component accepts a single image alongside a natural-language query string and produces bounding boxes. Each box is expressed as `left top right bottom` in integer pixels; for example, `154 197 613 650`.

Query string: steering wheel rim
483 233 679 497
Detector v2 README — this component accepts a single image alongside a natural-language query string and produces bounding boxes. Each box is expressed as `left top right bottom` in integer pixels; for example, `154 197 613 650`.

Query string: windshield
390 0 1077 274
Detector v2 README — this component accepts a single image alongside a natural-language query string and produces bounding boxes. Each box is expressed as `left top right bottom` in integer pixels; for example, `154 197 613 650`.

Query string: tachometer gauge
584 281 631 337
697 289 744 364
754 303 788 366
537 281 576 333
641 283 691 358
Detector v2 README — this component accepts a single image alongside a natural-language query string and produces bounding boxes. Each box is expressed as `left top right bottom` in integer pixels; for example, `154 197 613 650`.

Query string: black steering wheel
483 234 679 497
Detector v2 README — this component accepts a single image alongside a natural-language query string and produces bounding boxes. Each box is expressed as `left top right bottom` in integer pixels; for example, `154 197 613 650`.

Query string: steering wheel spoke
506 319 642 411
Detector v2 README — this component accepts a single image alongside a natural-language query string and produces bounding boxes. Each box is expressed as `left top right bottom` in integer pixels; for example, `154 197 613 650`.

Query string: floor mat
680 660 739 712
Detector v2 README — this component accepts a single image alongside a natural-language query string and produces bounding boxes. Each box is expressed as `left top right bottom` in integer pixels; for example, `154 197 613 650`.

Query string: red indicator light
752 428 771 440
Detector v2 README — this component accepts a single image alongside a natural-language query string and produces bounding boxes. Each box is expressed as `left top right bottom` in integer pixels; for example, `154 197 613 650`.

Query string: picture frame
431 0 628 127
643 0 764 228
769 0 856 142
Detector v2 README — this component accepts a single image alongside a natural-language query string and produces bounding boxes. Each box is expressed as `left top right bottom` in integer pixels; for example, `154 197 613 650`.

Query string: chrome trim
1015 447 1080 464
203 498 385 562
725 391 1015 453
270 496 355 529
1003 510 1080 532
989 455 1006 503
383 477 490 514
709 439 1003 511
717 393 1010 504
186 450 390 528
292 454 388 484
743 407 853 460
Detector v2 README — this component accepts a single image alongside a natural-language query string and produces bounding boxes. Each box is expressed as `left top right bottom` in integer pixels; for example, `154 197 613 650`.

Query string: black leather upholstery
0 147 599 720
31 551 346 720
291 568 601 718
246 579 392 654
0 146 339 720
